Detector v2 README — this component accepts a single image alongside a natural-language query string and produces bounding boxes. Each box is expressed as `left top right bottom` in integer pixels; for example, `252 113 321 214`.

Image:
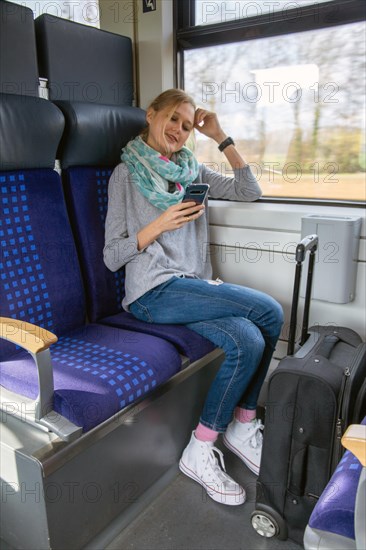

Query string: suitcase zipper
333 368 351 468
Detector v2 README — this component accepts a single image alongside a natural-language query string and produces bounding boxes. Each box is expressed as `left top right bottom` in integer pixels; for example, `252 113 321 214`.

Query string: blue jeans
129 277 283 432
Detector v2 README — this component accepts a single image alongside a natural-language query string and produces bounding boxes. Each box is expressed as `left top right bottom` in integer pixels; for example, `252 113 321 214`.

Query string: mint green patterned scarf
121 136 199 211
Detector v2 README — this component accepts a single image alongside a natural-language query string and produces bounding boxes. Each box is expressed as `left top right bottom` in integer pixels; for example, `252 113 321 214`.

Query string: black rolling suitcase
251 235 366 544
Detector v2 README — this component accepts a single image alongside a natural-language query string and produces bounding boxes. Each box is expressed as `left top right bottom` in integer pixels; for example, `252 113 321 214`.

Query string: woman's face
146 101 195 157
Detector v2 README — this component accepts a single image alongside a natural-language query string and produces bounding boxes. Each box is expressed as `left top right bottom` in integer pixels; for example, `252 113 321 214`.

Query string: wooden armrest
0 317 58 354
341 424 366 467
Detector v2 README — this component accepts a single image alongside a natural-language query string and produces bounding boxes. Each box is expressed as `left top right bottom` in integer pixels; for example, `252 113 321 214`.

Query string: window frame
174 0 366 205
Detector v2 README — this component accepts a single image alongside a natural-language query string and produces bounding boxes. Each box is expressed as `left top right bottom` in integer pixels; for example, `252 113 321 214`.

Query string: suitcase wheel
251 510 279 538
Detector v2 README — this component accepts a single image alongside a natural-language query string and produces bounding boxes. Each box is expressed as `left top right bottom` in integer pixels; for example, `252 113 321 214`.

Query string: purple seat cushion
101 311 215 363
0 323 181 432
308 416 366 540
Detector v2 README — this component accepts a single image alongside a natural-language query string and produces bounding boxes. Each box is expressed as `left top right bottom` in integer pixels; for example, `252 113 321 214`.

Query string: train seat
303 417 366 550
0 3 184 440
34 13 215 363
59 111 215 363
0 91 182 438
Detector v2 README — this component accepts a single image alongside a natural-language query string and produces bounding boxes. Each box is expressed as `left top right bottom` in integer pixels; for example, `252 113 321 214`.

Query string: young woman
104 89 283 506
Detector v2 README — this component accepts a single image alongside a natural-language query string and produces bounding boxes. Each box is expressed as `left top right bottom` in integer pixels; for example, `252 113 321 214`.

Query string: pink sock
195 422 219 442
235 407 256 423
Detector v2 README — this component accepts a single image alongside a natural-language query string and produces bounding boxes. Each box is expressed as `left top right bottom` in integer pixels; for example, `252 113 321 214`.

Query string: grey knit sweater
103 162 262 310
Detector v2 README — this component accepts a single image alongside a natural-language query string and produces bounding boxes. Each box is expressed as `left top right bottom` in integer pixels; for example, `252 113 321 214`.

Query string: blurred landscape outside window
185 3 365 202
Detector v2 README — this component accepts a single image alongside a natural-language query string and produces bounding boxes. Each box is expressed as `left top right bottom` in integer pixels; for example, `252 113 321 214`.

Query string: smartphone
182 183 210 205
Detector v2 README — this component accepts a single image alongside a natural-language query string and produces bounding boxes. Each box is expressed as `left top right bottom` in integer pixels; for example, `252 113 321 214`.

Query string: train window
195 0 332 26
9 0 100 27
177 0 366 203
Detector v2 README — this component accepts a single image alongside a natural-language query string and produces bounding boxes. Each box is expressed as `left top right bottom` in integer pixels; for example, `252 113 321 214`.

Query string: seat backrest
34 14 147 321
0 93 87 360
35 14 134 105
0 0 39 96
60 105 146 321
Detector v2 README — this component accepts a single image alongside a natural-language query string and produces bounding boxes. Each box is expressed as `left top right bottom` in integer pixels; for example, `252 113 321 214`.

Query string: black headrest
35 15 134 105
0 0 39 96
56 102 146 169
0 93 65 170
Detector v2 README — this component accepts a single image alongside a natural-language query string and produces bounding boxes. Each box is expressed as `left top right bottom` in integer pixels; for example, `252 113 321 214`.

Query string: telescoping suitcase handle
287 234 319 356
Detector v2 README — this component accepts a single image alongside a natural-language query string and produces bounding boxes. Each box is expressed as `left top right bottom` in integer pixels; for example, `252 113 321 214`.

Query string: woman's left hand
194 108 226 143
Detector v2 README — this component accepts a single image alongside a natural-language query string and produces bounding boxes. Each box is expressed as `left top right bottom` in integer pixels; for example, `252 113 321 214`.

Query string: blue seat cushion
308 417 366 541
0 324 182 432
101 311 216 363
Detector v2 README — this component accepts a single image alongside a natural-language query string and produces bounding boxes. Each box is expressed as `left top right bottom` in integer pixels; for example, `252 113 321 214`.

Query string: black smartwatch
218 136 235 152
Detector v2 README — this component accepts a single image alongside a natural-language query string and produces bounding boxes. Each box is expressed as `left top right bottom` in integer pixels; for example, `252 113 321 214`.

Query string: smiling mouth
166 134 178 144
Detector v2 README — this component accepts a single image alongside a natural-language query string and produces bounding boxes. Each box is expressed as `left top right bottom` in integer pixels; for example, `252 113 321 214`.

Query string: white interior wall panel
209 201 366 342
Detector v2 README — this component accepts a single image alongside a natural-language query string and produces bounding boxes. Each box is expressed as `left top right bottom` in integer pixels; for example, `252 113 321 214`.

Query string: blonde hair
141 89 196 144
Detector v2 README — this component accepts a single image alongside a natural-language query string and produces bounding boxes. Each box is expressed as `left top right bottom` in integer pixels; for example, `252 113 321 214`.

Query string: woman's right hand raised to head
137 201 205 251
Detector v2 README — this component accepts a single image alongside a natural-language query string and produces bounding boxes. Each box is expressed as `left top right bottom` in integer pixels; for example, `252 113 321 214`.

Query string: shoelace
207 445 230 481
247 420 264 449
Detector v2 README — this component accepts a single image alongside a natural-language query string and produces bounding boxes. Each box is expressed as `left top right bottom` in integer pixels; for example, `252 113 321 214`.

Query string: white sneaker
179 432 246 506
223 418 263 476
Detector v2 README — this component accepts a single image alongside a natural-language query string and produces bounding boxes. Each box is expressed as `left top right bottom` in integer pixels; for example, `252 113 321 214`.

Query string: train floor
105 438 302 550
